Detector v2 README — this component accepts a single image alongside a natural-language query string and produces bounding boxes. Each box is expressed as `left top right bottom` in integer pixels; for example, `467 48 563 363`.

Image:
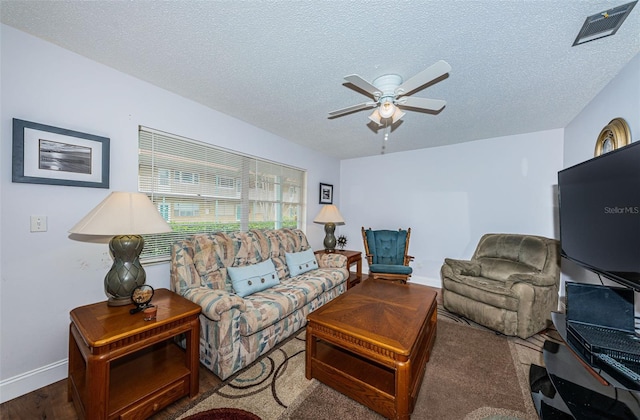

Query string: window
158 169 170 186
158 203 170 221
174 170 200 185
173 203 199 217
138 126 306 262
216 175 236 189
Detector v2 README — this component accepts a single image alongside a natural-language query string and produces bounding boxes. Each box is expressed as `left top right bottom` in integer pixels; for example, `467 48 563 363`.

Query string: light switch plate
30 215 47 232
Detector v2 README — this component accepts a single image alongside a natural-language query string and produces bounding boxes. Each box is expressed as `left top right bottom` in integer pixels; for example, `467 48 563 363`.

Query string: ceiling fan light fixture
378 99 396 119
330 60 450 134
391 108 405 124
368 109 382 125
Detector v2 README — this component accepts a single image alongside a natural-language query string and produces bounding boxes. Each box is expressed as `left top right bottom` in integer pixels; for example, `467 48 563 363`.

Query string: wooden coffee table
306 280 437 420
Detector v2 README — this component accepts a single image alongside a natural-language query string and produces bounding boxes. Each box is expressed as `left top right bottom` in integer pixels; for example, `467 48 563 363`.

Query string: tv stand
530 312 640 419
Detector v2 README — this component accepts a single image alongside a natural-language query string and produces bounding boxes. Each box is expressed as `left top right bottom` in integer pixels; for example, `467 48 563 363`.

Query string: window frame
138 126 307 263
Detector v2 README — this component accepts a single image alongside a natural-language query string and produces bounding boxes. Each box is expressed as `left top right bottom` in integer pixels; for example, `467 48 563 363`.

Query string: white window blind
138 126 306 262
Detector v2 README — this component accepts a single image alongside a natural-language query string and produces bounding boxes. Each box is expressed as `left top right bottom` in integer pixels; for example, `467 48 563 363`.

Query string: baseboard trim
0 359 68 404
409 275 442 289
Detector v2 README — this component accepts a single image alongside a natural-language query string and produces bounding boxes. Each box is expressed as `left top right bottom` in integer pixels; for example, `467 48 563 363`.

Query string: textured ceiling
2 1 639 159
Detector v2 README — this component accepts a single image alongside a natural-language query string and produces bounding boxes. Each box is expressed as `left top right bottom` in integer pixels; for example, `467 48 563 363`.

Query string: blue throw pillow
286 249 318 277
227 259 279 297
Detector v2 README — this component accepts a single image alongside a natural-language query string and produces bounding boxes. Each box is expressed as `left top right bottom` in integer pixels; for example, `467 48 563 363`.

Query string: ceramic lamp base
323 222 337 252
105 234 146 306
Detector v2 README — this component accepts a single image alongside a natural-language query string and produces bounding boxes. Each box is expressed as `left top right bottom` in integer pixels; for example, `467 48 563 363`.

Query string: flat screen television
558 140 640 291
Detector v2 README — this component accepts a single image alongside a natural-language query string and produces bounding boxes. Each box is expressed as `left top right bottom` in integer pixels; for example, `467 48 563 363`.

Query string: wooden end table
316 249 362 289
68 288 201 420
306 280 437 420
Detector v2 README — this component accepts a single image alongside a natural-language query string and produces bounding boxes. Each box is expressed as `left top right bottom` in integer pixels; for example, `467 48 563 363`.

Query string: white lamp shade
313 204 345 225
69 192 172 235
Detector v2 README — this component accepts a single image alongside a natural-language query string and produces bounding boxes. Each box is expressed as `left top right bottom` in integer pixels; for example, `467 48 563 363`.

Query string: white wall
564 53 640 169
0 25 340 402
562 52 640 290
339 129 564 287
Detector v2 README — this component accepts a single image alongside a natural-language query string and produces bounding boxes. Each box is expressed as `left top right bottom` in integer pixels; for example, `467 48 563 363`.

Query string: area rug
174 308 560 420
174 331 308 420
183 407 261 420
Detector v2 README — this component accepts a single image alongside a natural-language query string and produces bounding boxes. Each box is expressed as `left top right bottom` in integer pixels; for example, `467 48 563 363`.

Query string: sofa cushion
286 249 318 276
237 267 344 336
250 229 287 279
228 259 279 297
250 229 311 280
191 233 235 292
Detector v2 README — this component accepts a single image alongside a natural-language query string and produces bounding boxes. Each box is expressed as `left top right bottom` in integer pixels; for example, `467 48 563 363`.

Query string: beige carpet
174 309 560 420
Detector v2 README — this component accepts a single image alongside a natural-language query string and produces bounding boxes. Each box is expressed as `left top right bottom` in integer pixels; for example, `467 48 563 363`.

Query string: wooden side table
67 288 201 420
316 249 362 289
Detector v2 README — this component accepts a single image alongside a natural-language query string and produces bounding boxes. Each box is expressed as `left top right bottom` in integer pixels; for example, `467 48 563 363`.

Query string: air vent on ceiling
573 1 637 46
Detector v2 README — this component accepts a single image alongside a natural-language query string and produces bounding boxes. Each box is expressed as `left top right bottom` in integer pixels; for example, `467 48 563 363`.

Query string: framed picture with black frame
319 183 333 204
12 118 110 188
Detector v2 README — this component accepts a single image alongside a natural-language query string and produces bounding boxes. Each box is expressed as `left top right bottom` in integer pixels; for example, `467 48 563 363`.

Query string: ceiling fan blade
328 102 377 116
343 74 381 98
397 97 447 112
395 60 451 97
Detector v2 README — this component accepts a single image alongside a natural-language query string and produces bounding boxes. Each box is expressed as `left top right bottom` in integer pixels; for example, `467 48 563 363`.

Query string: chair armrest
505 273 558 288
182 287 246 321
443 258 482 277
317 252 348 269
404 255 415 265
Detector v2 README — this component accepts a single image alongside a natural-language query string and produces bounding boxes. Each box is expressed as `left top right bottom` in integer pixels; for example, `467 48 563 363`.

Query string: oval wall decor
594 118 631 157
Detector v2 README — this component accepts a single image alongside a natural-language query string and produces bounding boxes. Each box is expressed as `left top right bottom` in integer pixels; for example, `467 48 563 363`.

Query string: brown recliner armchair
441 233 560 339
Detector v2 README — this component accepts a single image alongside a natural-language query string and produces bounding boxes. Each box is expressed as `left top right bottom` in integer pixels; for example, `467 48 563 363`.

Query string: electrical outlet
30 215 47 232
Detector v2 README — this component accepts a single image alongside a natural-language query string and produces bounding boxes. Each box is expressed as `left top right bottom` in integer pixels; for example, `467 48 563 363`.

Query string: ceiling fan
329 60 451 126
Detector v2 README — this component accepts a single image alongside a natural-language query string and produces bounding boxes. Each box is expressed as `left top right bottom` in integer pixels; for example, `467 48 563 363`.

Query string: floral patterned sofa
170 228 348 380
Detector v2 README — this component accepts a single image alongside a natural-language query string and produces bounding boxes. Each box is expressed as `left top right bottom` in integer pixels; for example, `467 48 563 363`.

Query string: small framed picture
12 119 110 188
319 183 333 204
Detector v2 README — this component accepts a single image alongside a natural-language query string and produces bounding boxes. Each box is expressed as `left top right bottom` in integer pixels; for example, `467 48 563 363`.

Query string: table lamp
69 192 172 306
313 204 345 252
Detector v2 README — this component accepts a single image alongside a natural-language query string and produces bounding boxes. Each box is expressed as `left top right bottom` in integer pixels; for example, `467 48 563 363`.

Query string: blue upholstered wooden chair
361 227 414 283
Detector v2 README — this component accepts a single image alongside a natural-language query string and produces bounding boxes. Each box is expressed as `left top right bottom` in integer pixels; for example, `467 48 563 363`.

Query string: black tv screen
558 140 640 290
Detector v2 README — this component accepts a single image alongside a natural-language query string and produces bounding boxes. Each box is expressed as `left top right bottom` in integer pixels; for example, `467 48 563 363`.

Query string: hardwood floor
0 283 441 420
0 364 223 420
